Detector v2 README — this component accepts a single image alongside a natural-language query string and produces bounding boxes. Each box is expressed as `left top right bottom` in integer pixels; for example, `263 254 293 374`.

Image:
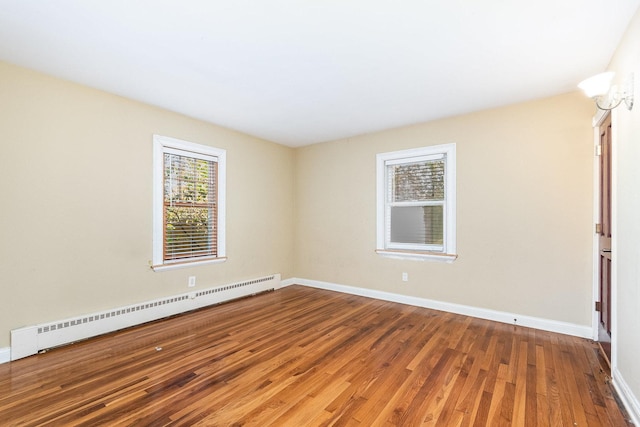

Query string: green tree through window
164 153 217 260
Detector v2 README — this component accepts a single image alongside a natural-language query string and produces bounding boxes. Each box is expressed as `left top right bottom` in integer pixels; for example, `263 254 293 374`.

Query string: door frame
591 108 617 367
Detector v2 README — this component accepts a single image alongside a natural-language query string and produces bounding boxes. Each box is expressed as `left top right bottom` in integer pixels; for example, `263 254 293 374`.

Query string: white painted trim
592 108 610 127
288 277 592 338
0 347 10 364
152 134 227 268
610 111 619 371
612 367 640 426
589 110 621 366
280 277 297 288
591 114 603 341
376 143 457 259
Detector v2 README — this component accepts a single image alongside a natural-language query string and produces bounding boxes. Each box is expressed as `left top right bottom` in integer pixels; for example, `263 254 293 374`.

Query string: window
152 135 226 270
376 144 456 262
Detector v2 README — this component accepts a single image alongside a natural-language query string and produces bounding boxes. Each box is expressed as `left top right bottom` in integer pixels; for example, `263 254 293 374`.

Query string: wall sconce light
578 72 634 111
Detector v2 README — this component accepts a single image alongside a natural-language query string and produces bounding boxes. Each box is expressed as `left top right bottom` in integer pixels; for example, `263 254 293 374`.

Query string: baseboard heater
10 274 280 361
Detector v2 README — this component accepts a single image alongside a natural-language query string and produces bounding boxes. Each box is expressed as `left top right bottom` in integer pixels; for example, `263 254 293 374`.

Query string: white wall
608 7 640 422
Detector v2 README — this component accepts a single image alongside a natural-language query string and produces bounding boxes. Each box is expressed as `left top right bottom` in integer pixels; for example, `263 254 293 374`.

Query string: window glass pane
165 206 216 259
389 160 445 202
390 205 443 245
164 154 215 204
163 153 217 261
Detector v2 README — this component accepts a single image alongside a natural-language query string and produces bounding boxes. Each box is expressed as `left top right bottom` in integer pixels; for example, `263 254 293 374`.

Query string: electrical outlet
402 272 408 282
188 276 196 287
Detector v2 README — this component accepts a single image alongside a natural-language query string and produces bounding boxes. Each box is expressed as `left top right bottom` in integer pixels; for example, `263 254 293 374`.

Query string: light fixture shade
578 72 615 98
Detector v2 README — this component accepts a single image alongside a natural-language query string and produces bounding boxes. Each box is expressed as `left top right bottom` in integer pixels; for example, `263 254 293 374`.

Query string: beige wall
0 60 598 354
608 7 640 414
0 62 295 348
294 92 595 326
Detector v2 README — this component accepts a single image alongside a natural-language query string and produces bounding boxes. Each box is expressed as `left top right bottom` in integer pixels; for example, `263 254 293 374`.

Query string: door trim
591 110 608 341
591 109 617 365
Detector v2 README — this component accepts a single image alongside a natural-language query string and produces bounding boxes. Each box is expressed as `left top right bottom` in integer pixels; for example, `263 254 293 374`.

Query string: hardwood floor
0 285 631 426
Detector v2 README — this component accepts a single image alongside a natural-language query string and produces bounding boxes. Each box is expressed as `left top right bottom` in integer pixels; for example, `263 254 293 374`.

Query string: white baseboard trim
280 277 297 288
613 367 640 426
286 277 592 338
0 347 10 364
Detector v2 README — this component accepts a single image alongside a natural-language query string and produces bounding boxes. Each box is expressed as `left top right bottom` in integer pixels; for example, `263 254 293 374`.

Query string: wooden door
598 113 612 361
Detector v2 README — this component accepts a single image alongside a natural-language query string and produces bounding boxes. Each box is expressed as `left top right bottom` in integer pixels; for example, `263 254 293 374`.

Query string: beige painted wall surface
608 6 640 413
0 62 294 348
294 92 594 326
0 60 598 356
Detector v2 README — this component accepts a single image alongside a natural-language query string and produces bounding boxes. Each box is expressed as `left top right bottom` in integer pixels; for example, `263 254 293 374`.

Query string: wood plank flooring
0 285 632 426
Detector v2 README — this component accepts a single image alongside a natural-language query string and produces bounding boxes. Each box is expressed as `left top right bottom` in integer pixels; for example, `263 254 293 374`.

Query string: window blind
163 152 218 261
386 158 445 248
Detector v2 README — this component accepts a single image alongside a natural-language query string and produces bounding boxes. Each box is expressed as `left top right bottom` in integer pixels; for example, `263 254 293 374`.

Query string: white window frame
152 135 226 271
376 144 457 263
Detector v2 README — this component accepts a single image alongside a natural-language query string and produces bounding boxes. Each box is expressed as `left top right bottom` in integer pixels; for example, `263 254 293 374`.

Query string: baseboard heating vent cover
10 274 280 361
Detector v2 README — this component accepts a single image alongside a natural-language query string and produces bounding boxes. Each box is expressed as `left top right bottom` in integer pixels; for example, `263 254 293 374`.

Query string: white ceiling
1 1 638 147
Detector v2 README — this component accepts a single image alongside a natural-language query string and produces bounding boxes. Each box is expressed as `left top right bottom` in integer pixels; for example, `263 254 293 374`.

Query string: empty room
1 1 640 425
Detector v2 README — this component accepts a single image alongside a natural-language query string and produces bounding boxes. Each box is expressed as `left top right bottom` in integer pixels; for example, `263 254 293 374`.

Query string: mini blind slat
163 152 218 261
386 157 446 248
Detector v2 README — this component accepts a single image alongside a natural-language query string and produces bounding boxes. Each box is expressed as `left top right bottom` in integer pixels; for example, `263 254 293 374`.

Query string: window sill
150 257 227 272
375 250 457 263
